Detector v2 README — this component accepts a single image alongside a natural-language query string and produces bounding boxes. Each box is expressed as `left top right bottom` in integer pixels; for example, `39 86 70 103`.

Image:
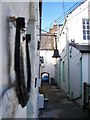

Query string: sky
42 1 82 31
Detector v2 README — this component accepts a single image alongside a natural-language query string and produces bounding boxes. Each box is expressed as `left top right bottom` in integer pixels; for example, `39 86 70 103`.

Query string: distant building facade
40 24 61 84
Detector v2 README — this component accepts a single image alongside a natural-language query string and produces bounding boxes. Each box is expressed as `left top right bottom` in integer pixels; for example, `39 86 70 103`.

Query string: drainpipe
80 55 82 97
66 27 70 96
57 62 60 88
58 59 61 88
68 43 70 95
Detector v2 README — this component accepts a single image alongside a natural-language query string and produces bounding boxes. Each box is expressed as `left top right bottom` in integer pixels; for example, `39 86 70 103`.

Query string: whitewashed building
40 24 61 84
56 0 90 106
0 1 42 118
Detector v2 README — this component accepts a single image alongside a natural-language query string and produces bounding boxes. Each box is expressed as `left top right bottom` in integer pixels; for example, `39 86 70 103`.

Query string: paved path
40 83 90 119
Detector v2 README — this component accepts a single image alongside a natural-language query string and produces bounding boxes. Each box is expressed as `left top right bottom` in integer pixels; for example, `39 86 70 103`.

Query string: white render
59 0 90 49
82 53 90 83
56 0 90 106
0 1 40 118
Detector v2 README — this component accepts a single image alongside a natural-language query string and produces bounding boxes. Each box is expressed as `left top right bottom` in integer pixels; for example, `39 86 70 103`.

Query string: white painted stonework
56 0 90 106
0 1 40 118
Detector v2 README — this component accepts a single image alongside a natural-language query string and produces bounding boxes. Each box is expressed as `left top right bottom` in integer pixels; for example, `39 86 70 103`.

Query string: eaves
69 43 90 53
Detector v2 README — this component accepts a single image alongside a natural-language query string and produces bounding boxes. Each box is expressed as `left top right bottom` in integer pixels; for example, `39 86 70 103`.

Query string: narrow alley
0 0 90 119
39 83 90 119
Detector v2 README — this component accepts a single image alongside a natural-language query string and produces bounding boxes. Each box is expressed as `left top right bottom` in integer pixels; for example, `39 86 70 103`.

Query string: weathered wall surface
59 0 89 53
57 0 90 106
0 2 40 118
69 47 81 99
67 0 89 44
82 53 90 83
27 2 40 118
59 44 90 105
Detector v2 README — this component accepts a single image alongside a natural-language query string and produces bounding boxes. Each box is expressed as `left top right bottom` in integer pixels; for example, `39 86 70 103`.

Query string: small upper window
83 30 86 34
87 31 89 34
87 21 89 24
82 19 90 40
87 25 89 29
83 35 86 40
83 20 85 24
87 36 90 40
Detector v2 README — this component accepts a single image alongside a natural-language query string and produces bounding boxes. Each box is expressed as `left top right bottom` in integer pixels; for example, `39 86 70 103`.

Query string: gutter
65 27 70 96
80 56 82 97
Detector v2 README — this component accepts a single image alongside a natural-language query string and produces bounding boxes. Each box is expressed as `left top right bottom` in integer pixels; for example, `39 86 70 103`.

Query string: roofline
67 0 87 17
69 43 90 53
59 0 88 37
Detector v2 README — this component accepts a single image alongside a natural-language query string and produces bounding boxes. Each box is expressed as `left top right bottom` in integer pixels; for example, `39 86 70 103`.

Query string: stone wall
0 2 40 118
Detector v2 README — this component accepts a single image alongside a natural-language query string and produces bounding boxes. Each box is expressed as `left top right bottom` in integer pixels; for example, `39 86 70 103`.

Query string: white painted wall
0 2 2 119
82 53 90 83
59 0 89 54
88 54 90 83
69 47 81 99
67 0 89 44
1 2 29 118
27 2 40 118
60 45 90 105
60 57 68 94
0 2 40 118
56 0 90 106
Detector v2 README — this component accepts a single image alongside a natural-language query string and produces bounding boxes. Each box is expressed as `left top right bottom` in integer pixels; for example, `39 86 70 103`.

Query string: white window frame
82 19 90 40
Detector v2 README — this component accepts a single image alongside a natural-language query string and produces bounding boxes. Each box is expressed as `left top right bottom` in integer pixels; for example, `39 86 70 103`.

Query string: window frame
82 19 90 40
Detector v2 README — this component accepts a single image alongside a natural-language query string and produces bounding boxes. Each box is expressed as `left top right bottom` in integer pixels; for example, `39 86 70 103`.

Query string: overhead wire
47 0 85 30
66 5 89 22
62 0 65 20
43 0 85 31
44 1 82 30
41 5 89 36
58 4 89 39
41 3 89 38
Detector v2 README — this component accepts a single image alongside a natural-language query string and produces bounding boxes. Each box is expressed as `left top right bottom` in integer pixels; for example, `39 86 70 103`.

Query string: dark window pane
82 19 90 40
87 21 89 24
87 26 89 29
83 30 86 34
83 35 86 40
83 25 86 29
87 31 90 35
83 20 85 24
87 36 90 40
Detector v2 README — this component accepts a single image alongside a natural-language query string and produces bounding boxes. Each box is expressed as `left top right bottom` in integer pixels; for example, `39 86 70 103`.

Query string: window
82 19 90 40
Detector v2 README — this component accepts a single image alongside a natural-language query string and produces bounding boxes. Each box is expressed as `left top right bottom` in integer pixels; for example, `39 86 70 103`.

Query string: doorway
41 72 49 83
